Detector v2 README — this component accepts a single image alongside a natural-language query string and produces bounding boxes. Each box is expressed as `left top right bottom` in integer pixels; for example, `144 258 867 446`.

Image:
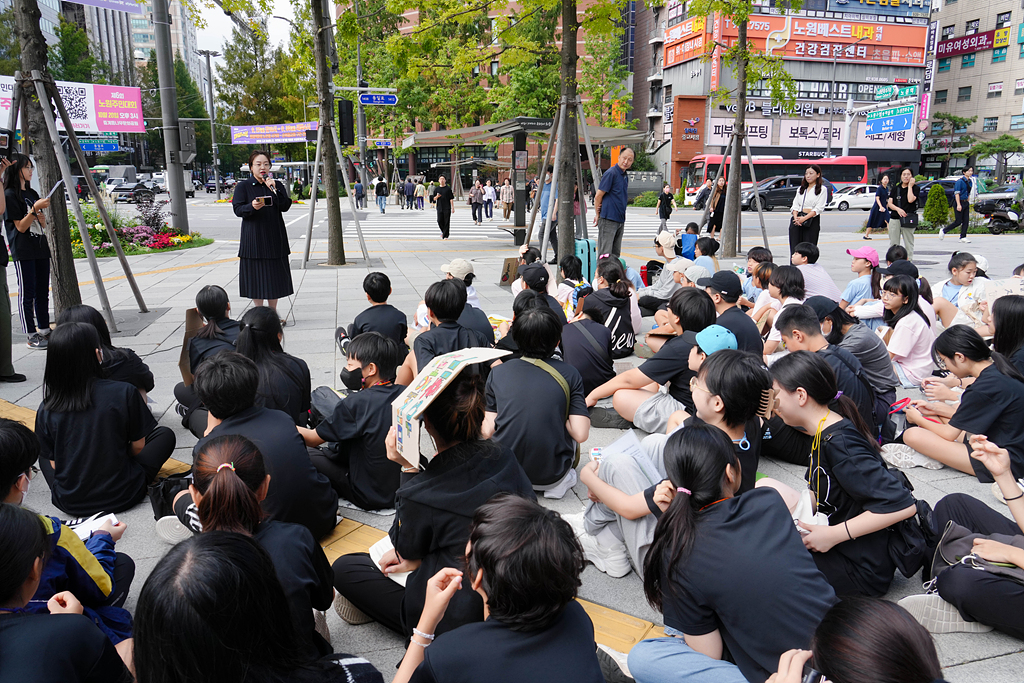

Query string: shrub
632 190 660 207
135 194 170 232
922 183 950 226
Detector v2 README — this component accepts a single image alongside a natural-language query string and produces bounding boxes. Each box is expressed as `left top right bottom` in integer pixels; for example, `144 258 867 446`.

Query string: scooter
983 206 1024 235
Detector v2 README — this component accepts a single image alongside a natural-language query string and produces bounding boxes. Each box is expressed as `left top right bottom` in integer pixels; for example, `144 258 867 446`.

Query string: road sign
874 85 899 101
80 142 119 152
865 112 915 135
898 85 918 99
867 105 915 121
373 140 393 147
359 93 398 106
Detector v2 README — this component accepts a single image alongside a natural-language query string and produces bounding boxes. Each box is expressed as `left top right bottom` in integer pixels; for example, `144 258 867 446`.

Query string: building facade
61 1 137 86
132 0 205 88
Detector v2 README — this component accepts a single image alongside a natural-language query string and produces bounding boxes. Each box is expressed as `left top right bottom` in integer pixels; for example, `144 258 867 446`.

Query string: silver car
825 184 879 211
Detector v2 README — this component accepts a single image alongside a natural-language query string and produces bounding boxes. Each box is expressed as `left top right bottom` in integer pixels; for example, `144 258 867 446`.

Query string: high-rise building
132 0 205 88
1 0 61 43
61 1 137 86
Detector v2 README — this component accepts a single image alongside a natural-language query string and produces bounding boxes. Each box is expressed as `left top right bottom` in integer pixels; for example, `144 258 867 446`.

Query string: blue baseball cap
681 324 738 355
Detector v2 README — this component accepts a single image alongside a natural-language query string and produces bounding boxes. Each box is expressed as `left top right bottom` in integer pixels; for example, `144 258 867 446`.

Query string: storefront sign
828 0 930 18
989 82 1003 94
709 13 722 91
664 16 709 67
672 96 708 162
707 118 773 146
231 122 318 145
936 28 1011 57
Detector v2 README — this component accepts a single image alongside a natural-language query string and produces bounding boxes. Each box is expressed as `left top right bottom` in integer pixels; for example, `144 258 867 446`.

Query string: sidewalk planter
69 205 212 258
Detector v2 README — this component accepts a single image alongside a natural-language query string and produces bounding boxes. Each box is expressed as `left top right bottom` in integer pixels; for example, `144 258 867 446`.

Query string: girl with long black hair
57 304 154 398
584 258 640 359
625 423 836 683
235 306 311 426
882 274 935 387
35 323 175 516
758 351 917 597
788 164 827 253
896 326 1024 481
992 294 1024 376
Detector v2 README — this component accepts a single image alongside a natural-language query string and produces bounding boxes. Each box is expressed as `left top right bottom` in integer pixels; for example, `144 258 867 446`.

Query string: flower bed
69 200 212 258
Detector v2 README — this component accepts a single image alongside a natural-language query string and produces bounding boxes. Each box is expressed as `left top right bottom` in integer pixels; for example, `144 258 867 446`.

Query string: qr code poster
0 77 144 135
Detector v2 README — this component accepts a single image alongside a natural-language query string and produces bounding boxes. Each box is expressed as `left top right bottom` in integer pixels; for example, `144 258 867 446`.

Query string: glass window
993 47 1007 62
938 57 951 71
490 61 499 76
1017 81 1024 95
934 89 948 104
957 86 972 101
988 82 1003 98
965 19 979 35
941 25 955 39
1020 43 1024 58
931 122 944 136
954 123 968 133
996 12 1012 28
962 53 975 68
1011 115 1024 130
984 117 999 131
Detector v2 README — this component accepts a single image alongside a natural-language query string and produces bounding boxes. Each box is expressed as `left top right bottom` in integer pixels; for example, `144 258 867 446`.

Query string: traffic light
178 121 197 164
338 99 355 146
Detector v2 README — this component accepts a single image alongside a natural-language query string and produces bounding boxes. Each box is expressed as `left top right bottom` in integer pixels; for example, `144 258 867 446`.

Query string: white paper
600 430 663 486
368 535 409 587
45 178 65 199
71 512 119 541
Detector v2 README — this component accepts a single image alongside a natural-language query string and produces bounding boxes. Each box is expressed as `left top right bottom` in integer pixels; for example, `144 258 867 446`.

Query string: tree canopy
48 15 94 83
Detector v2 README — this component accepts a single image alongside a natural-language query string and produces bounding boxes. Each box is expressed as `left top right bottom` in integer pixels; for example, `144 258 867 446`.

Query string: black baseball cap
520 263 549 290
805 295 840 321
877 259 918 278
696 270 742 299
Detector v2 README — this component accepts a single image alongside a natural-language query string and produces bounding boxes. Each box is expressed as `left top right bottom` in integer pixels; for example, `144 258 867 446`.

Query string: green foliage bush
922 183 950 226
631 190 660 207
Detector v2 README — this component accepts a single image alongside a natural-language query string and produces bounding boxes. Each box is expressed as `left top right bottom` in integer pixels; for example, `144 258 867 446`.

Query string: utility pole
352 0 369 186
311 0 345 264
153 0 190 234
198 49 222 201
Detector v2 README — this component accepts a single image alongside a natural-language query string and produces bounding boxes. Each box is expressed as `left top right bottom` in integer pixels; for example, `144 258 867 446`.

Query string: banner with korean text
0 76 144 134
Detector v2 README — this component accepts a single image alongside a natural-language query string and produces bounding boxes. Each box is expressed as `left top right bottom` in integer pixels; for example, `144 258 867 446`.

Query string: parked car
205 178 233 193
975 184 1022 212
111 180 159 203
916 179 956 209
103 177 126 193
825 184 879 211
741 175 802 212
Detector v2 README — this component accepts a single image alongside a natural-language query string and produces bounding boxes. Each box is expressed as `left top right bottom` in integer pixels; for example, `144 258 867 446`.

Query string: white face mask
18 473 30 503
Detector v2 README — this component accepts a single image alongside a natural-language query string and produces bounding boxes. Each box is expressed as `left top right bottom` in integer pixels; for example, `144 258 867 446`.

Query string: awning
401 117 648 150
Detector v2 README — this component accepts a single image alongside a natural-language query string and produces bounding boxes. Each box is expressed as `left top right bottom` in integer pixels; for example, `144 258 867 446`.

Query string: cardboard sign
499 257 519 286
985 278 1024 311
177 308 205 386
392 348 510 466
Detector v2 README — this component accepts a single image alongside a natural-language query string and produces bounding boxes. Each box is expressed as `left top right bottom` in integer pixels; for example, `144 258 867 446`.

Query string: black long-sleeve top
232 177 292 259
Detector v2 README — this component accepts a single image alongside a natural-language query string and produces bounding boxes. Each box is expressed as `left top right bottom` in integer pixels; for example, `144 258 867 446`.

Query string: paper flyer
985 278 1024 311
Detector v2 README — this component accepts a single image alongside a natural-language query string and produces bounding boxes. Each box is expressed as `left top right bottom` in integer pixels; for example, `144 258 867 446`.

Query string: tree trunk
720 19 746 259
312 0 345 264
556 0 578 278
13 0 82 315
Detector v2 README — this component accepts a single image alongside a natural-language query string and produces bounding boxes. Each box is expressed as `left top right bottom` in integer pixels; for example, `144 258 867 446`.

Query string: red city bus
684 155 868 204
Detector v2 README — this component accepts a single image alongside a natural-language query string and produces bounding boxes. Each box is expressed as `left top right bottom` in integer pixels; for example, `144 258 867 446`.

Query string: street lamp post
826 36 868 157
198 49 222 201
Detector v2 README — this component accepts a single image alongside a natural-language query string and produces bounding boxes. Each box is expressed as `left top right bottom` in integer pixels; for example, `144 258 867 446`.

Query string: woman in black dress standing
233 151 293 316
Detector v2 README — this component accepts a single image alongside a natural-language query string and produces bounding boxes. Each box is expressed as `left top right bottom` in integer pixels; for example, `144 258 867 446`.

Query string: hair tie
243 322 251 329
915 278 921 288
834 391 843 400
677 487 691 495
217 462 235 473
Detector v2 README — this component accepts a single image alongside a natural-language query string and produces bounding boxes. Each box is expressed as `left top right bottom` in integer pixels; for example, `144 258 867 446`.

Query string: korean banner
0 77 145 134
230 122 319 145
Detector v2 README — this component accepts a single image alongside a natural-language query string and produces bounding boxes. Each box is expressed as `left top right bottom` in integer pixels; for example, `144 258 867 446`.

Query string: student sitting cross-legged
57 304 154 400
400 279 493 380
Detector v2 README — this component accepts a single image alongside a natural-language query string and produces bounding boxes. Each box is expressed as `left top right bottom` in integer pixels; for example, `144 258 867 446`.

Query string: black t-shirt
529 292 568 325
315 383 405 510
188 318 241 373
817 345 875 430
893 183 918 214
413 321 492 373
0 612 132 683
409 601 603 683
36 379 157 516
4 186 50 261
657 191 674 219
255 520 334 661
716 306 764 355
638 334 696 412
196 406 337 540
255 353 312 427
485 357 589 485
1011 346 1024 378
352 304 408 346
102 347 155 393
561 319 615 395
434 186 454 212
808 420 916 595
950 364 1024 482
458 303 494 342
659 488 836 683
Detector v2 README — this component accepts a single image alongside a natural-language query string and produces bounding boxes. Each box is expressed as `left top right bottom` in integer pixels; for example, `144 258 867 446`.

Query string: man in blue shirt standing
593 147 634 258
941 166 973 244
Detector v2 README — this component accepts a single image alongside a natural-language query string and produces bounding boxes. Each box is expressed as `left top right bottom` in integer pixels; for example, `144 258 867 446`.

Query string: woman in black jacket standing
233 150 293 317
3 154 52 349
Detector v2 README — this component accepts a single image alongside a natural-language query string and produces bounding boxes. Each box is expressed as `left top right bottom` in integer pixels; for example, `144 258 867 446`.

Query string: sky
194 0 295 70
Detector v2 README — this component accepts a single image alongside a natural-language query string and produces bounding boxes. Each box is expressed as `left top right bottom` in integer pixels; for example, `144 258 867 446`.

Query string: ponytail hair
933 325 1024 385
643 424 739 611
596 258 630 299
194 285 230 341
192 434 266 534
771 351 879 451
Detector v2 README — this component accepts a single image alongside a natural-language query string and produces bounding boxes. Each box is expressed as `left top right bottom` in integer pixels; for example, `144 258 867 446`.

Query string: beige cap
441 258 474 280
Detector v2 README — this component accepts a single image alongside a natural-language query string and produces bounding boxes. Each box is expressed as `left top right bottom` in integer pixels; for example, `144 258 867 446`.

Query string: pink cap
846 246 879 268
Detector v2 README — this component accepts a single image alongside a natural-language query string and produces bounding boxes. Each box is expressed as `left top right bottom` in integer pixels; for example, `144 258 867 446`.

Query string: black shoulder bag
898 187 919 230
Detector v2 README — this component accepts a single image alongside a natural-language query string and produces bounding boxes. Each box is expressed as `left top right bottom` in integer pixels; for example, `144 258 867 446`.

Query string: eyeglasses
689 376 712 395
22 465 39 481
935 355 948 371
879 290 899 300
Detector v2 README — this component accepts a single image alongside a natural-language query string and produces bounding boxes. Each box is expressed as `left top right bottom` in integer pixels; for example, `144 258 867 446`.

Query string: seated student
0 504 133 682
933 251 989 330
747 261 781 334
562 297 615 396
637 232 683 316
555 255 593 319
174 284 240 435
623 424 837 683
182 434 334 660
992 294 1024 376
757 351 918 597
483 307 590 497
0 418 133 647
838 248 881 324
763 265 806 358
518 263 568 326
899 435 1024 640
584 258 641 359
442 258 493 341
36 323 175 516
774 304 877 433
693 236 719 274
344 272 408 348
236 306 311 427
57 304 154 399
300 333 405 510
392 495 602 683
494 290 548 362
894 326 1024 481
698 271 765 355
791 242 843 302
675 222 699 260
804 296 899 435
738 246 773 309
406 279 493 376
134 532 382 683
163 352 336 541
649 261 699 336
574 350 777 578
774 598 943 683
332 372 535 638
510 245 543 298
847 259 934 329
881 273 936 387
585 291 718 433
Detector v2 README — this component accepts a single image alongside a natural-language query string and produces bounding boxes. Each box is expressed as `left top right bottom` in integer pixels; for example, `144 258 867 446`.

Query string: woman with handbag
887 168 919 260
788 165 828 255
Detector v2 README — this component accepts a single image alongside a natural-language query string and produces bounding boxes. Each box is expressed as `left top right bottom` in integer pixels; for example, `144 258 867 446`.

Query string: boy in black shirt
519 263 568 325
405 279 492 375
340 272 408 350
696 270 764 355
300 332 405 510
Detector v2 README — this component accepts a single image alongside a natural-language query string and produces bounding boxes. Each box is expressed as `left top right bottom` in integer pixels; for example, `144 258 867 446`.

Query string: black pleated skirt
239 256 294 300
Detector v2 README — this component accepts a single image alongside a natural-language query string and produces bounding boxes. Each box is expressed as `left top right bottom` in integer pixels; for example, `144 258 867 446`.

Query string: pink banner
92 85 145 133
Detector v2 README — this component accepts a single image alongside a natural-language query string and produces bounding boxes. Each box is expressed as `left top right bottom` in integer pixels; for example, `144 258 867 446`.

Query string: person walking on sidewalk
483 179 496 221
353 179 365 209
0 158 25 381
941 166 973 244
415 180 426 209
500 178 514 220
593 147 634 258
374 176 388 214
435 176 455 239
469 180 485 225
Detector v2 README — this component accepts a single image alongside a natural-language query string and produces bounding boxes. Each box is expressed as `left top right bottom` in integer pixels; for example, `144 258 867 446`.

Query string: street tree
138 56 211 169
969 134 1024 185
48 15 94 83
578 31 632 127
0 7 20 76
932 112 977 174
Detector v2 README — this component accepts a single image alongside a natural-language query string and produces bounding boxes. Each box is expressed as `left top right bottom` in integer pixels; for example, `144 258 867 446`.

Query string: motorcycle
983 206 1024 235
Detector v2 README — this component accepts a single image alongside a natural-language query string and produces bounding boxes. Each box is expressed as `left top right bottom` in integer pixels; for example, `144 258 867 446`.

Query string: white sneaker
542 467 578 499
991 479 1024 505
959 237 971 243
155 515 194 544
898 594 994 634
881 443 944 470
563 512 632 578
939 227 946 240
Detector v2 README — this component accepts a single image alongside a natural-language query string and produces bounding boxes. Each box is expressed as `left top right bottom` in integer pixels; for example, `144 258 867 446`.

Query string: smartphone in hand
262 194 274 206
